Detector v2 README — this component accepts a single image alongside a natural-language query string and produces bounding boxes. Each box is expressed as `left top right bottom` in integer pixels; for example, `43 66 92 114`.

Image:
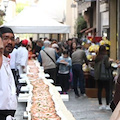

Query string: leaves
75 15 87 38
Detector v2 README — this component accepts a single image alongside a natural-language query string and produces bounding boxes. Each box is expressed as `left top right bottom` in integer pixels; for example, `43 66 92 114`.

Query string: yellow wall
110 0 117 60
65 0 78 38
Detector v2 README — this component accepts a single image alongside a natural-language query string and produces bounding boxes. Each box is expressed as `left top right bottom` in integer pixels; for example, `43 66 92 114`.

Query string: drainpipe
96 0 101 36
118 0 120 73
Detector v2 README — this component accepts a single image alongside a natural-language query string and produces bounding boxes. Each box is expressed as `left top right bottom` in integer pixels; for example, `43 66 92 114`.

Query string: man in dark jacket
72 44 88 97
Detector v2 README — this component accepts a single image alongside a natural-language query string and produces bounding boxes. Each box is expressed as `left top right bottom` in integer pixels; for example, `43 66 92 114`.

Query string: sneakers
75 94 80 98
81 94 87 97
106 105 111 111
6 115 16 120
99 105 111 111
99 105 106 110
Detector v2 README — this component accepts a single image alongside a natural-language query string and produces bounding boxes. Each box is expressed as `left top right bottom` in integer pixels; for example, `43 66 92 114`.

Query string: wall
110 0 117 59
5 1 16 22
65 0 78 39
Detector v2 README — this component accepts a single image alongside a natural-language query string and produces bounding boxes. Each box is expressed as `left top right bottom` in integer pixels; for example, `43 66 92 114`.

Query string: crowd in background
0 26 117 120
12 36 117 111
10 36 88 96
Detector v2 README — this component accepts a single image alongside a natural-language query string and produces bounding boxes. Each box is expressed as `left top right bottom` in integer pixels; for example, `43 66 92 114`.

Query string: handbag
99 59 113 81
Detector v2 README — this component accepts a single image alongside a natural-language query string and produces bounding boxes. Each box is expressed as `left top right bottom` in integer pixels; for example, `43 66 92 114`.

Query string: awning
2 6 70 34
85 27 96 33
80 28 89 33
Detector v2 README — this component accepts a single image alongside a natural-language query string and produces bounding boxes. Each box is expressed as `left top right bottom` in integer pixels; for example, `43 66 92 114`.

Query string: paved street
15 89 112 120
64 90 112 120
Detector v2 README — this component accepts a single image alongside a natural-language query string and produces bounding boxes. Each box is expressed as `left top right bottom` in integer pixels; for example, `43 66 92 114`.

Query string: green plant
16 2 30 14
75 15 87 38
0 16 4 25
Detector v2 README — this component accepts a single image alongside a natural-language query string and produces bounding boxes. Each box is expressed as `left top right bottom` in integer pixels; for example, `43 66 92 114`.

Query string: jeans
72 64 85 96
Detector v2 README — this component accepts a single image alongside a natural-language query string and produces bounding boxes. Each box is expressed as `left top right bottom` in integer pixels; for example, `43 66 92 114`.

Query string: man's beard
4 45 14 56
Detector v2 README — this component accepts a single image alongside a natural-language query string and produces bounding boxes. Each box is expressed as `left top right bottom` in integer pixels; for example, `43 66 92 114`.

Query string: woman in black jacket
94 45 113 110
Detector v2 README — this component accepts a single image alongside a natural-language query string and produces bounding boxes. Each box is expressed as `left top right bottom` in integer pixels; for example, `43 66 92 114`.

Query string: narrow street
15 89 112 120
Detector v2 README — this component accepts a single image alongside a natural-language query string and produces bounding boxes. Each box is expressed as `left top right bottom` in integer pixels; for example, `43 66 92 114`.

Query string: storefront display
82 36 118 97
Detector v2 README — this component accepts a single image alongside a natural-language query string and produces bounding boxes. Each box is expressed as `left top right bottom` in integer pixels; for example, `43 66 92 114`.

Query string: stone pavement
64 90 112 120
15 90 112 120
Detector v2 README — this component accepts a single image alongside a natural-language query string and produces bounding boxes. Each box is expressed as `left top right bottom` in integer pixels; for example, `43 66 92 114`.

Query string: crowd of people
0 26 119 119
34 37 88 97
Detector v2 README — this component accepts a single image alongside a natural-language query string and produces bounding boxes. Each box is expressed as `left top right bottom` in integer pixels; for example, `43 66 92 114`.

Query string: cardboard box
85 88 106 98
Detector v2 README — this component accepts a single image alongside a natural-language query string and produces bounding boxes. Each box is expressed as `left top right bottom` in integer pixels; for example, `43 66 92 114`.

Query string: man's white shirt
0 55 17 110
16 46 28 75
10 48 17 70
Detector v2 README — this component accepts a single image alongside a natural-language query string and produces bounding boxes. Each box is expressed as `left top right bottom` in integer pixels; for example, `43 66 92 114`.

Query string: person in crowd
57 42 64 56
15 37 21 49
0 26 17 120
44 37 49 41
94 45 113 110
72 37 78 43
41 37 49 50
38 40 59 84
69 41 77 90
56 50 72 94
16 39 28 75
34 40 43 58
29 37 36 53
65 38 72 57
52 43 60 56
51 39 57 44
71 41 77 54
72 44 88 98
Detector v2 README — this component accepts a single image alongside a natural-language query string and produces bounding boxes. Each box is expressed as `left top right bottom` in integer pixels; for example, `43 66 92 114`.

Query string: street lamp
3 0 9 12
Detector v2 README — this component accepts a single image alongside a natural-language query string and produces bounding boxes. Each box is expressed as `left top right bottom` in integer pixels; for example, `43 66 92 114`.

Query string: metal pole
96 0 101 36
117 0 120 73
37 34 39 40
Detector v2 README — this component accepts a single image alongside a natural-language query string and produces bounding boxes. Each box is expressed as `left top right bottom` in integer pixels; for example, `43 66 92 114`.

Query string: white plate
111 62 118 68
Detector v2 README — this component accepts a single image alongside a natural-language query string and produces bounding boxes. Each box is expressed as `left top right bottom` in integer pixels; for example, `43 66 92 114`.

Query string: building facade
76 0 119 60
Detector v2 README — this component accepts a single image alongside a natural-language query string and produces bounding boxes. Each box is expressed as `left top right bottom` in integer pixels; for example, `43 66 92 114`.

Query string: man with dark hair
0 26 17 120
30 37 36 53
16 39 28 75
15 37 21 49
72 44 88 98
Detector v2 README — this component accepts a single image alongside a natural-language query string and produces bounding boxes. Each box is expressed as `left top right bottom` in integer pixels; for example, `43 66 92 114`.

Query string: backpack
99 58 113 81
